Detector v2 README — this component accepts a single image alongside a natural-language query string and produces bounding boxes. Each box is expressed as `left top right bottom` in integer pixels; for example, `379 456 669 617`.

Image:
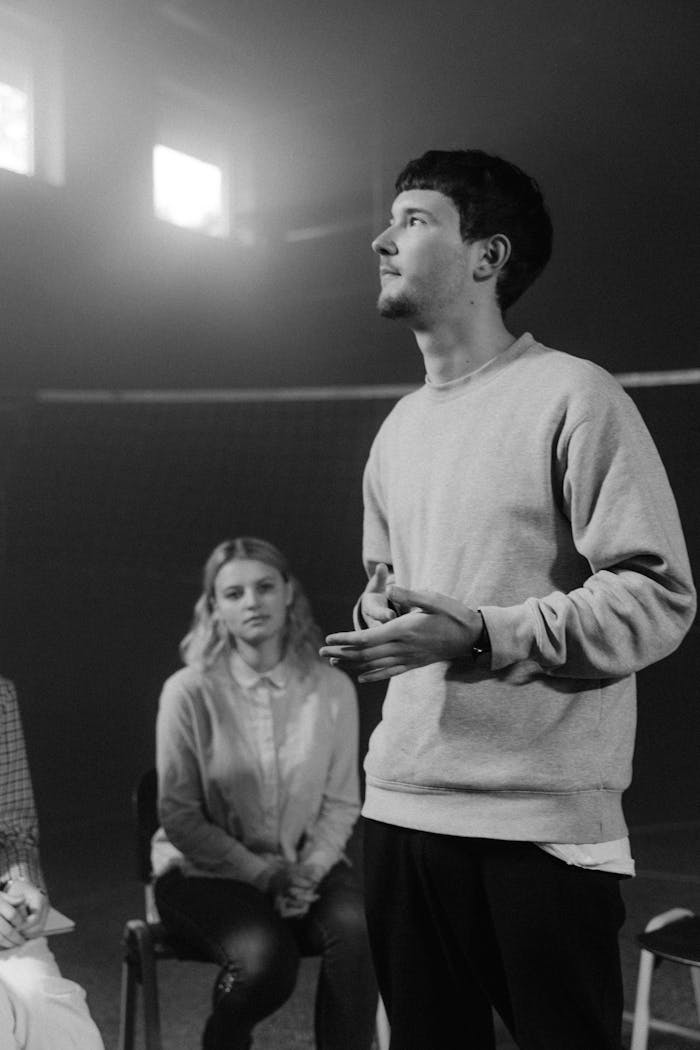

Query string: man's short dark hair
395 149 553 311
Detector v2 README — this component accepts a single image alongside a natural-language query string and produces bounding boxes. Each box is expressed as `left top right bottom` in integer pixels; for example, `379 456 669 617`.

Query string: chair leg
630 947 655 1050
118 953 138 1050
692 966 700 1027
630 910 697 1050
375 994 390 1050
132 922 163 1050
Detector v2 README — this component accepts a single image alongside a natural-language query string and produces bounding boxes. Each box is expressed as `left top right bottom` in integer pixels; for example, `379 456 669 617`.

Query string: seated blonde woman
152 537 377 1050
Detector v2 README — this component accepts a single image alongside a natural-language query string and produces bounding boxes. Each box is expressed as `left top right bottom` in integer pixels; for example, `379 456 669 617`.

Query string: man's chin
377 292 415 320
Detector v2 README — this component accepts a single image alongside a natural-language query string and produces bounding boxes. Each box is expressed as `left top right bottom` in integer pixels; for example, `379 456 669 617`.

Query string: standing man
321 150 696 1050
0 675 105 1050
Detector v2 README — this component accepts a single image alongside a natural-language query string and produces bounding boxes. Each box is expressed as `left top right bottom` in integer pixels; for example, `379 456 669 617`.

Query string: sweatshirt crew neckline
423 332 536 400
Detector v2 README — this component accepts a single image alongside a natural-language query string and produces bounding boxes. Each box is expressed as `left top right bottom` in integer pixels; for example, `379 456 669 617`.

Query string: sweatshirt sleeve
298 671 361 876
156 677 273 888
482 385 696 677
362 427 394 575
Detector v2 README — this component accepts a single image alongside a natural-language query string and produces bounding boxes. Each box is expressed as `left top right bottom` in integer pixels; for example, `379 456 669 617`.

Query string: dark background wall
0 0 698 833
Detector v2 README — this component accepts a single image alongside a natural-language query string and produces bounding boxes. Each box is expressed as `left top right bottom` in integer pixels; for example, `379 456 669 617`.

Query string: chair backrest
134 767 159 885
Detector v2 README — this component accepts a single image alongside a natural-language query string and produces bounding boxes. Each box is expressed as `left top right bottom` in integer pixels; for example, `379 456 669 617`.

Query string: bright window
0 10 63 185
153 144 227 237
0 78 32 174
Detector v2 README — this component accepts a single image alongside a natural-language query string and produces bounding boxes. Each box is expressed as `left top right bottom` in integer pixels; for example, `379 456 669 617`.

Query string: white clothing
0 937 104 1050
537 837 635 876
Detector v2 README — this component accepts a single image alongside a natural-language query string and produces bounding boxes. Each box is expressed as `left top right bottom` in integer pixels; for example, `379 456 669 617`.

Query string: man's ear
474 234 511 278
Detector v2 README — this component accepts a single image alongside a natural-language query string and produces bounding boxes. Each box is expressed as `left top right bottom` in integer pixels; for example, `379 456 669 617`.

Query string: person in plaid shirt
0 675 104 1049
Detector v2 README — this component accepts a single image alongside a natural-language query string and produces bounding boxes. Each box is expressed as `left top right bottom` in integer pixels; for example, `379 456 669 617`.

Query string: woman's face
213 558 292 650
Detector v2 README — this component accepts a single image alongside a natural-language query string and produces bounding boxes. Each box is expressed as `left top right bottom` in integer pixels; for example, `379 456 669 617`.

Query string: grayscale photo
0 2 697 1048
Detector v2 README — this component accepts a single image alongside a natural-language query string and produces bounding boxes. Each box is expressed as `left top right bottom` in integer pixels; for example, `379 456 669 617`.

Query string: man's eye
408 216 424 226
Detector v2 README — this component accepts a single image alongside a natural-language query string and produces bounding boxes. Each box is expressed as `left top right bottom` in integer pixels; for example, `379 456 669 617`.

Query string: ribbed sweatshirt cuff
480 603 536 670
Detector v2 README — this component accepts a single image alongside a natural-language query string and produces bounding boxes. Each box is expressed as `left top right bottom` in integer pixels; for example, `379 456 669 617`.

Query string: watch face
471 635 491 662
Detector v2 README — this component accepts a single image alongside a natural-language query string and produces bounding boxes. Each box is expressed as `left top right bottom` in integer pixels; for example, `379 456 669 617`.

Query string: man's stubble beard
377 287 421 321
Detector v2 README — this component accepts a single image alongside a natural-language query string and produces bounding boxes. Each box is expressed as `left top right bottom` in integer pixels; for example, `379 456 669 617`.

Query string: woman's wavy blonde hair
180 536 324 675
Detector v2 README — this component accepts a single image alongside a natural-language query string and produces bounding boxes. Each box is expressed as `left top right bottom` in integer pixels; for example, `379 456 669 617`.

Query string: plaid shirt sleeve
0 677 46 891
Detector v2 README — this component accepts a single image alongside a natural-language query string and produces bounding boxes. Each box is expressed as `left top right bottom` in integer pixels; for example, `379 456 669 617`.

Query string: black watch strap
471 611 491 663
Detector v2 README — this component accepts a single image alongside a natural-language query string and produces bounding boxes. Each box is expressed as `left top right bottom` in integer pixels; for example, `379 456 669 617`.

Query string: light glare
153 144 226 237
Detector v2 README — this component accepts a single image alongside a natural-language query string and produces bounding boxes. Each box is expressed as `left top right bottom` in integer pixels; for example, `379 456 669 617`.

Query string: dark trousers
155 862 377 1050
363 819 626 1050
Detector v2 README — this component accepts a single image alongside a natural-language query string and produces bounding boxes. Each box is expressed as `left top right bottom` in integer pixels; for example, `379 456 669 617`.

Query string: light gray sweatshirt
361 335 696 843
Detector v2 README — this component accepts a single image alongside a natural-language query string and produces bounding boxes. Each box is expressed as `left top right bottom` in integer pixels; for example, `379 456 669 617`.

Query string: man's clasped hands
320 563 483 682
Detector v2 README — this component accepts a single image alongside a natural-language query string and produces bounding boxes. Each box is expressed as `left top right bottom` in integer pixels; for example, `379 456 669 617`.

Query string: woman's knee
215 919 299 1017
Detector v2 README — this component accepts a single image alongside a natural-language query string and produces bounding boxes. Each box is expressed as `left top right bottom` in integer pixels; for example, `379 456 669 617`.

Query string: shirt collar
230 649 288 690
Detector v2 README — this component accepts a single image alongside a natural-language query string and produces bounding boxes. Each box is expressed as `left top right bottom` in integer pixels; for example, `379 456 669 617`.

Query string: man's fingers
367 562 390 592
322 614 425 664
320 645 365 664
321 644 366 661
322 631 368 649
388 585 474 627
328 652 410 679
325 613 415 650
388 585 446 613
322 643 398 664
363 595 396 624
358 665 409 683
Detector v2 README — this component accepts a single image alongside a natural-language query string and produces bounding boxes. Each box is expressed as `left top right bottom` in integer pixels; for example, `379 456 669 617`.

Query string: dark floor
41 820 700 1050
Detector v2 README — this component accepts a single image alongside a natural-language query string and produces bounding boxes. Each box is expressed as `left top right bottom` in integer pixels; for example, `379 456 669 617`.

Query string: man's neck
413 310 514 385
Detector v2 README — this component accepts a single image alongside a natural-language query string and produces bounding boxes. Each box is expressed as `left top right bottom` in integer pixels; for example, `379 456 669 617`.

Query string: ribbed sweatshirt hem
362 779 627 844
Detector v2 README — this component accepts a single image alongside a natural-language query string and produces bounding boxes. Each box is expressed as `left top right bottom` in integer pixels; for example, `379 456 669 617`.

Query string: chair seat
123 918 212 964
637 915 700 967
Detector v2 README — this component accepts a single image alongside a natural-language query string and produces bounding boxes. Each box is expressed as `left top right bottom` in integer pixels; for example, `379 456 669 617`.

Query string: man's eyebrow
389 205 436 222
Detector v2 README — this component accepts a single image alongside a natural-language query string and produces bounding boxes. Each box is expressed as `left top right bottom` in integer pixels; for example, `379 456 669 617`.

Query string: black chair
118 768 389 1050
118 768 211 1050
629 907 700 1050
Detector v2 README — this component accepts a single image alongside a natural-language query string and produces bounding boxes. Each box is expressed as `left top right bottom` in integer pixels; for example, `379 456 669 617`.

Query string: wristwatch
471 612 492 664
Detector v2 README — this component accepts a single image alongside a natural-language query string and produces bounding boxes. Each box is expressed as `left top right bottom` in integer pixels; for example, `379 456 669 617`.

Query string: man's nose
371 228 397 256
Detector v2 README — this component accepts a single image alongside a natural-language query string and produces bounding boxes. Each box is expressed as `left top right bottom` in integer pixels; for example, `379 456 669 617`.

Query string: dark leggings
364 820 626 1050
155 862 377 1050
